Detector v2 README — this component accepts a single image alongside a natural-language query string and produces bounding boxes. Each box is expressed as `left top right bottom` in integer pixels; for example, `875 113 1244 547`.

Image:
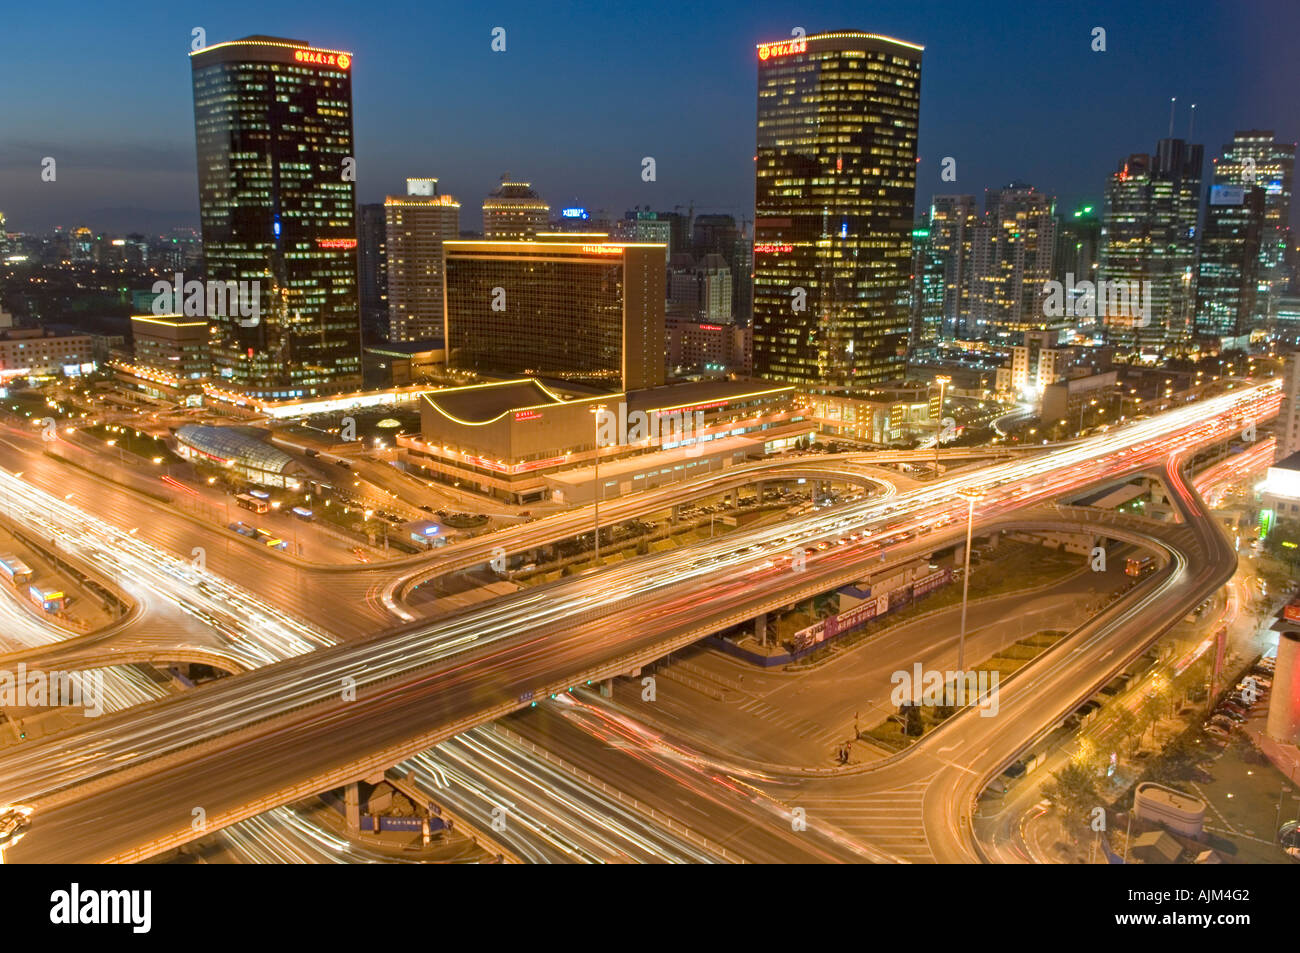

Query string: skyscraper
926 195 979 340
969 185 1056 344
752 31 923 392
1196 184 1265 344
1099 139 1203 350
357 202 388 343
1211 131 1295 324
190 35 362 397
482 179 549 239
385 178 461 343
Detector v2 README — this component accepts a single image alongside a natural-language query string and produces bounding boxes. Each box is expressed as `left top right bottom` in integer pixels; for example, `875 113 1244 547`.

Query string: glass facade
1099 139 1203 349
753 31 923 393
191 36 362 398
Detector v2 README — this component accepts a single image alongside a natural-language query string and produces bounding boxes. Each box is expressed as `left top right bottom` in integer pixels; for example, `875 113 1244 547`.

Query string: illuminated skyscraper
1210 131 1295 323
1099 138 1203 350
482 179 549 240
752 31 923 392
190 35 361 398
1196 184 1265 343
385 178 461 343
969 185 1056 344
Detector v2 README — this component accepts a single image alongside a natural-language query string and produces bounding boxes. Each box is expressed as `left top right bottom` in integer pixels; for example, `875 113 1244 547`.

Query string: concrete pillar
755 612 768 648
345 782 361 831
600 678 613 699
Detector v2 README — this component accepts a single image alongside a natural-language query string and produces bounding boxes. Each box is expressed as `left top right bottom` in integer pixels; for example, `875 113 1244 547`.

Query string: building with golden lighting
482 178 550 239
190 35 362 398
443 240 666 391
385 178 461 343
752 31 923 393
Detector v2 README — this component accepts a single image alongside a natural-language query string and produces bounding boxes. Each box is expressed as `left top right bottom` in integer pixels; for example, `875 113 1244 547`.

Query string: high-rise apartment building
1099 139 1203 349
923 195 979 341
190 35 362 397
752 31 923 392
384 178 461 343
482 179 549 239
969 185 1056 344
443 240 666 391
1211 131 1295 324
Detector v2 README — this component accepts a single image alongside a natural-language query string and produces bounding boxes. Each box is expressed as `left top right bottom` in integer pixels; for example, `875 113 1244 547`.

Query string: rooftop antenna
1189 103 1197 140
1168 97 1176 137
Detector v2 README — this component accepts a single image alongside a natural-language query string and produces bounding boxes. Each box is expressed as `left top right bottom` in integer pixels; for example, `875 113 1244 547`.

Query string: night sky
1 0 1296 235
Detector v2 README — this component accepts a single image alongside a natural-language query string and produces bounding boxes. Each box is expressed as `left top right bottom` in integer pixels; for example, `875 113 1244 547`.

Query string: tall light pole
590 404 607 564
933 375 951 477
957 492 980 673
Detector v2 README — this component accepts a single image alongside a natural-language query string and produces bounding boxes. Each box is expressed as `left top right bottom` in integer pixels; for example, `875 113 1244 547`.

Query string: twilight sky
1 0 1296 235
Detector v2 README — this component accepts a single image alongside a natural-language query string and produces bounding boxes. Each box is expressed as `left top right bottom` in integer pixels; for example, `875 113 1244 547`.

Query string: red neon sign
754 243 793 253
757 39 806 60
513 410 542 421
317 239 357 249
580 245 623 255
294 49 351 69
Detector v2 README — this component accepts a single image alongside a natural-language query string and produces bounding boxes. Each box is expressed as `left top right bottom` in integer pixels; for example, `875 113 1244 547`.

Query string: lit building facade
444 240 666 391
1211 130 1295 324
753 31 923 393
482 179 549 239
969 185 1056 345
1099 139 1203 350
190 36 362 398
1196 184 1265 344
385 178 461 343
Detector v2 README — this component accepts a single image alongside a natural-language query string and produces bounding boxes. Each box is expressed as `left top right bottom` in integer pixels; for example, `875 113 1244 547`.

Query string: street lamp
957 492 981 673
589 404 607 564
933 375 951 476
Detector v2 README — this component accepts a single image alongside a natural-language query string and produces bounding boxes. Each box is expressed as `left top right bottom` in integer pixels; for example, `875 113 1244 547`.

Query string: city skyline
2 0 1297 235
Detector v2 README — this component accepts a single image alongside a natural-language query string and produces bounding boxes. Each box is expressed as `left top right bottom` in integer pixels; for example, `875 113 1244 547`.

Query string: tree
1042 762 1101 832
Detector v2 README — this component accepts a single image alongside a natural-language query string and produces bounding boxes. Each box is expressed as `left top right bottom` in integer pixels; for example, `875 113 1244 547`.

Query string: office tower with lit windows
443 240 666 391
909 225 944 355
1196 184 1266 343
1099 138 1203 350
968 185 1056 345
384 178 461 343
752 31 922 392
1211 131 1295 323
190 35 361 398
482 179 549 239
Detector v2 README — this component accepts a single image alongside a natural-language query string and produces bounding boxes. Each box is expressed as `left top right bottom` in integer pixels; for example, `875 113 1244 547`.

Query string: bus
255 529 287 550
235 493 269 514
247 489 271 500
1126 555 1154 577
291 506 314 522
0 554 34 586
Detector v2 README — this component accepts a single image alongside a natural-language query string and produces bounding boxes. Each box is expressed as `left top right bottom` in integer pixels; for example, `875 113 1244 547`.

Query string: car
0 806 32 848
1204 725 1232 740
1214 708 1247 723
1208 714 1238 730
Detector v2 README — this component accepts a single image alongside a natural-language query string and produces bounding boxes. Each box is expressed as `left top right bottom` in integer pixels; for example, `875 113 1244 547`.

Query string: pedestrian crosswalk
736 695 843 746
796 779 936 862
